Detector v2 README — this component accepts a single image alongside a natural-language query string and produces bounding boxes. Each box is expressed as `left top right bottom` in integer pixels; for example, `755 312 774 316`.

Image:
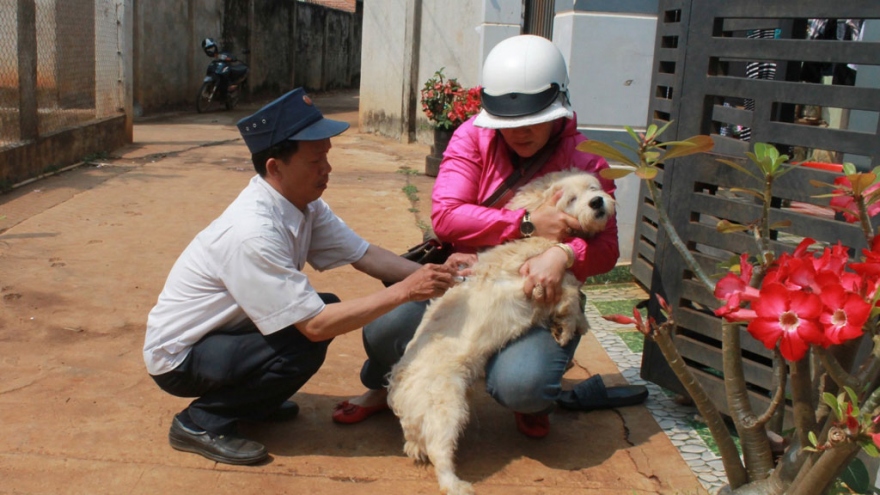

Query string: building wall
358 0 409 138
133 0 362 115
554 1 659 266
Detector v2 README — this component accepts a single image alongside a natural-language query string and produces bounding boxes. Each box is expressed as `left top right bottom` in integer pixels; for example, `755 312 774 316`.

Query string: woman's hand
530 190 581 241
519 246 569 304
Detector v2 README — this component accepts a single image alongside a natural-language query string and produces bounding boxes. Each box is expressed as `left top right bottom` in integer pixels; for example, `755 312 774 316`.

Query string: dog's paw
403 440 428 463
440 478 474 495
549 318 577 346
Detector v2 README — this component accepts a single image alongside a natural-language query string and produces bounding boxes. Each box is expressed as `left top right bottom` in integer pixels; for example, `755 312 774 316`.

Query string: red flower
419 69 482 130
747 282 824 361
715 292 758 322
714 253 757 300
872 433 880 450
845 403 860 435
603 307 651 336
830 176 880 223
819 284 869 345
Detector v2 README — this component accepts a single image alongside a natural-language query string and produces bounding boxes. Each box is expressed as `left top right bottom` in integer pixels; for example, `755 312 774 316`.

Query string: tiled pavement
584 282 729 495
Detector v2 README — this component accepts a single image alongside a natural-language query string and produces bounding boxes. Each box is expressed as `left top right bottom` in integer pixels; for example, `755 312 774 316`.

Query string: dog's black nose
589 197 605 210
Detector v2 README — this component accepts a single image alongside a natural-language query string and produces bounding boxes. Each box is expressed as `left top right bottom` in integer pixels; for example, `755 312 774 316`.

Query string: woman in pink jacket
334 35 646 437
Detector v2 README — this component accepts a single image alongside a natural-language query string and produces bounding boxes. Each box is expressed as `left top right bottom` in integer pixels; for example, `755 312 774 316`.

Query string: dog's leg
549 283 589 346
421 371 473 495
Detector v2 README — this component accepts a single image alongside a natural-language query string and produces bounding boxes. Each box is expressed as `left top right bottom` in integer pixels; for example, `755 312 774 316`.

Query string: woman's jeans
151 293 339 434
360 300 580 414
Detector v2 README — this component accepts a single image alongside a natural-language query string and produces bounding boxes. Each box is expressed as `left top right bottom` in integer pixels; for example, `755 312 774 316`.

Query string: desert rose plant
579 127 880 494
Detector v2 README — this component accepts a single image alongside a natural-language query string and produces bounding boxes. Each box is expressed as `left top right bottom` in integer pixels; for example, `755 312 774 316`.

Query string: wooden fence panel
637 0 880 418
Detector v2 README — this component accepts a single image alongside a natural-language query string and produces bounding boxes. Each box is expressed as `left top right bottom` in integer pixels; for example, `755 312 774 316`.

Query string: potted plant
421 68 481 176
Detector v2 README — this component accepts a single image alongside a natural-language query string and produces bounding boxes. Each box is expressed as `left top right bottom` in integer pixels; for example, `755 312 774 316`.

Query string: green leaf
599 167 635 180
654 121 673 140
851 173 877 195
823 392 841 419
844 386 860 417
613 141 639 153
769 220 792 230
644 151 661 163
840 457 871 492
716 220 750 233
809 179 846 190
728 187 765 200
754 142 768 157
635 166 659 180
645 123 659 142
717 158 761 182
774 164 798 179
842 162 858 175
661 135 715 162
576 141 638 167
861 441 880 458
808 430 819 447
625 126 640 143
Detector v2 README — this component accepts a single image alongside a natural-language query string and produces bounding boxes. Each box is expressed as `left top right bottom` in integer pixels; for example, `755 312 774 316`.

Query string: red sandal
332 400 390 424
514 412 550 438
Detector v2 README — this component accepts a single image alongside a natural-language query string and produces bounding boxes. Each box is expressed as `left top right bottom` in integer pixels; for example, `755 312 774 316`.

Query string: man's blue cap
236 88 350 154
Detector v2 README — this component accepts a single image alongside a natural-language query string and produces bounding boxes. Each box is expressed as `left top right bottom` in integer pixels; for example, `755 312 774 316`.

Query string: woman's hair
252 140 300 176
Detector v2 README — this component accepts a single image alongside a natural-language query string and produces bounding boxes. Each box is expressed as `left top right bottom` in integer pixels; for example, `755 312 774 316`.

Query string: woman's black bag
400 238 454 265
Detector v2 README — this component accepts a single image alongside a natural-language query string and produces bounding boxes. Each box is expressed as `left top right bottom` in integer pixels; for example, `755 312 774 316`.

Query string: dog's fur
386 169 616 495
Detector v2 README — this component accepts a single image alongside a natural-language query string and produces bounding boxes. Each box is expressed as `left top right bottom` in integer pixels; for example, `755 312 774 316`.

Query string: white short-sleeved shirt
143 175 369 375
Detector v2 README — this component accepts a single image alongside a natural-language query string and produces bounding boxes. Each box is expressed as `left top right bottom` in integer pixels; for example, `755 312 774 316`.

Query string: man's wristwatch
520 211 535 238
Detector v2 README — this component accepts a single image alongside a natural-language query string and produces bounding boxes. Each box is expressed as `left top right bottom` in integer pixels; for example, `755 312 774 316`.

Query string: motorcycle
196 38 249 113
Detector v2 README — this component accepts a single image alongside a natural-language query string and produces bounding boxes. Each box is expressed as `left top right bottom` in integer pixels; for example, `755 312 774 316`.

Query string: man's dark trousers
152 293 339 433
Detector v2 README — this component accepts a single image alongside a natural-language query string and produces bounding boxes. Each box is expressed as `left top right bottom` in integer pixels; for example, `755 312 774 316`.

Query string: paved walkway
0 90 711 494
585 284 728 494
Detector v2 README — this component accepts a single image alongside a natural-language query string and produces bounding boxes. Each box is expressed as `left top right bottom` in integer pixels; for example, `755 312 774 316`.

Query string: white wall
359 0 410 138
554 5 658 266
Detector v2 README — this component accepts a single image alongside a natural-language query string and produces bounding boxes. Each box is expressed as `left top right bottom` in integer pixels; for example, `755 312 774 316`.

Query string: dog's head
550 172 616 236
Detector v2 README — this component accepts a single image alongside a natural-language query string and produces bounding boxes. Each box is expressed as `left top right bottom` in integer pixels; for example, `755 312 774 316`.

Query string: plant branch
813 346 860 391
857 194 875 244
651 322 748 488
787 443 860 495
758 174 774 254
756 349 787 426
723 321 775 480
646 180 715 292
790 358 818 447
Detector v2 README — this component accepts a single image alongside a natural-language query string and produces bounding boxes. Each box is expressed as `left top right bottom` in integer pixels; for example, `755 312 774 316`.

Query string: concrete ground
0 90 706 495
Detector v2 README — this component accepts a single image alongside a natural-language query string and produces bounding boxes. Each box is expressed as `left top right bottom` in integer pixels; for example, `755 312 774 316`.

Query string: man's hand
397 263 459 301
530 190 581 241
445 252 477 279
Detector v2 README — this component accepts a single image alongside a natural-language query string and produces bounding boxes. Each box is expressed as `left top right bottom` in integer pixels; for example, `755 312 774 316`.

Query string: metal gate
637 0 880 416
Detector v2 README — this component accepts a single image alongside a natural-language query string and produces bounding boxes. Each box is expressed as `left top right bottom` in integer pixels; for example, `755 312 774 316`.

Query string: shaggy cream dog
386 169 616 495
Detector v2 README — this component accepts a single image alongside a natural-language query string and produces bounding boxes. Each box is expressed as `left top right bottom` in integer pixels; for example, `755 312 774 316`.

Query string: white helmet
474 35 573 129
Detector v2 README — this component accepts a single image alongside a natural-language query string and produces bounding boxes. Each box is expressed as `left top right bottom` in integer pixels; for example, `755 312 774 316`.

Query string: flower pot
425 127 455 177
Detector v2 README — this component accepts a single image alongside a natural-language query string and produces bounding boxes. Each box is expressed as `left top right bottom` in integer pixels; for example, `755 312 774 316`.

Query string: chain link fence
1 0 123 150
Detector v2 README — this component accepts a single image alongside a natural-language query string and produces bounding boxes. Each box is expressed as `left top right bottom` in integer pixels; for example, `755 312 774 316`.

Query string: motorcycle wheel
196 81 219 113
225 82 243 111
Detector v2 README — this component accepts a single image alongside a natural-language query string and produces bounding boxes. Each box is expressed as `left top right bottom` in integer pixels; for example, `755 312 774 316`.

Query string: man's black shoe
264 400 300 422
169 414 268 465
